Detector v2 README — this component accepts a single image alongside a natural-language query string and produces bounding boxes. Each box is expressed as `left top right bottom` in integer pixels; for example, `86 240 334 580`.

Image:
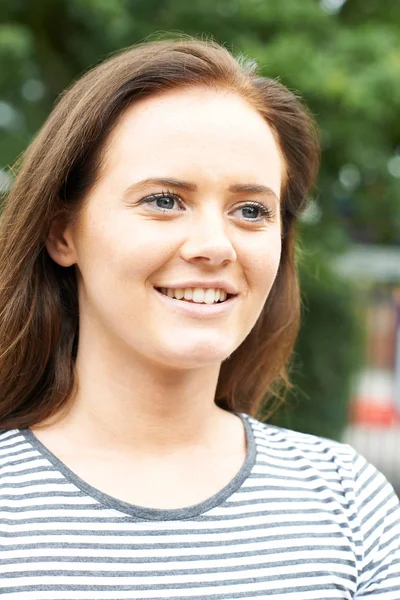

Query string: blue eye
241 206 258 219
139 191 182 211
236 202 275 223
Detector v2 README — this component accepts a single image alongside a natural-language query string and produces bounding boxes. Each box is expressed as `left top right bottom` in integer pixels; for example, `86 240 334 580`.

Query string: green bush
269 250 365 441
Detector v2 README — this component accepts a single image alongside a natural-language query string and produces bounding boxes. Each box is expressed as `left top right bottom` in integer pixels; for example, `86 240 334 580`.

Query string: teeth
204 289 215 304
192 288 205 303
159 287 230 304
174 288 184 300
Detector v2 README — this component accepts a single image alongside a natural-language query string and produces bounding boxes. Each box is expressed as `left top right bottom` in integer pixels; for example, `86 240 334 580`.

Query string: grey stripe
0 555 357 568
0 506 357 523
0 529 348 542
0 542 354 557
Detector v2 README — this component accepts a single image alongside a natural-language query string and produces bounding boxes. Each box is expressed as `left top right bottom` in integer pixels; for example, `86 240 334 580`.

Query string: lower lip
154 288 238 318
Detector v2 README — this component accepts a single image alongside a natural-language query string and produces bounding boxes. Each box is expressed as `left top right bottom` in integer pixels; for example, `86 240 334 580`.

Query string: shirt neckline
19 412 257 521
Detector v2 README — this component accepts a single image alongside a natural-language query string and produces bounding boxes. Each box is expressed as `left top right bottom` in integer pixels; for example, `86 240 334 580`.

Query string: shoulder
246 413 358 466
244 414 398 505
0 428 35 470
0 428 28 453
245 413 400 525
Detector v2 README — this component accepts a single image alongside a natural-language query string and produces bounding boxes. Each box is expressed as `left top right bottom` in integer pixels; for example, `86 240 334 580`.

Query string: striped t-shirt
0 413 399 599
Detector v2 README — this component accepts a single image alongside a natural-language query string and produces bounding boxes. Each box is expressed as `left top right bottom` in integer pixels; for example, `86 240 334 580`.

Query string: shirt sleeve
352 451 400 598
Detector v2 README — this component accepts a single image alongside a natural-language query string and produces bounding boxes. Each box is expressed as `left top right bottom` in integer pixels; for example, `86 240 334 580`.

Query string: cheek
116 231 181 284
244 235 282 298
79 215 175 283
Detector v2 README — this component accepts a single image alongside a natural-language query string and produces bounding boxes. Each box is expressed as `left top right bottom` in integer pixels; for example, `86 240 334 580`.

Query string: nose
180 207 237 267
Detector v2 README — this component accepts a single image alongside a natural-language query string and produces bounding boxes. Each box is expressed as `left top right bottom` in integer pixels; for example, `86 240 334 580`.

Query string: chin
158 337 237 369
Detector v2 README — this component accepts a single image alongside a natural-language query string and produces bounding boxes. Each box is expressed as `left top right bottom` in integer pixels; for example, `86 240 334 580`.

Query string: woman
0 37 398 599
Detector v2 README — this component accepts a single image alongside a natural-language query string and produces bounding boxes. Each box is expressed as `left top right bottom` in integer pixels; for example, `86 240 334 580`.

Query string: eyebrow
124 177 280 203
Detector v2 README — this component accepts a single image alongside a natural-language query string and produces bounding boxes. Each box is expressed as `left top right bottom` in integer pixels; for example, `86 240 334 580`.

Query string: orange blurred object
350 400 399 426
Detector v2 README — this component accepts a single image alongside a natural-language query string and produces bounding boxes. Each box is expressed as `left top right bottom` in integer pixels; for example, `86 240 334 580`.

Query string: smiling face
48 87 284 371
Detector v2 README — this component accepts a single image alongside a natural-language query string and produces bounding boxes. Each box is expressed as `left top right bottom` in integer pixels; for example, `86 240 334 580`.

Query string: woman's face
53 87 284 370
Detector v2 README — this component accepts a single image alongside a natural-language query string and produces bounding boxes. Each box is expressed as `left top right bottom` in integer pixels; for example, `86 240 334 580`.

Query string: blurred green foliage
268 251 365 440
1 0 398 439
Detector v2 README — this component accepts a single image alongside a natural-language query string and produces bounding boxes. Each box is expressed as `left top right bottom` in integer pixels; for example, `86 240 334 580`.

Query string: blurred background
0 0 399 492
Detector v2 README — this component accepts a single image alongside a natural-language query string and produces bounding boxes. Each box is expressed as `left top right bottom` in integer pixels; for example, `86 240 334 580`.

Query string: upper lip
154 281 239 295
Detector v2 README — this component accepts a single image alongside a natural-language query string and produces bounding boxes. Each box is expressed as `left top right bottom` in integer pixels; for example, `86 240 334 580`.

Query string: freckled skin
49 87 283 371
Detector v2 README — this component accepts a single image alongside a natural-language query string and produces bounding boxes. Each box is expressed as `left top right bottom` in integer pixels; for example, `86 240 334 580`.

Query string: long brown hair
0 37 319 430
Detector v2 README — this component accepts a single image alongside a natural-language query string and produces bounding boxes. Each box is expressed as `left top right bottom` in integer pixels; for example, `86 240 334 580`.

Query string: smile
155 287 233 304
153 287 238 318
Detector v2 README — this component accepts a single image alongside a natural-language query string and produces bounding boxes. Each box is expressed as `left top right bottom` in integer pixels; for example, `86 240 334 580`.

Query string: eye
234 202 275 223
138 191 183 212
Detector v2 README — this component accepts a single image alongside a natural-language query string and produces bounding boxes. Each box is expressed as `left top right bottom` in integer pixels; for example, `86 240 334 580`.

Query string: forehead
102 87 284 195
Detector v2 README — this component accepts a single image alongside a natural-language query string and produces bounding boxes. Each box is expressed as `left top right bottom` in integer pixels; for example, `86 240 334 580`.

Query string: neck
41 331 228 457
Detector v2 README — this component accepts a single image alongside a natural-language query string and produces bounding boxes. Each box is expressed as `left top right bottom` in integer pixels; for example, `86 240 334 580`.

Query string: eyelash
138 191 275 223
